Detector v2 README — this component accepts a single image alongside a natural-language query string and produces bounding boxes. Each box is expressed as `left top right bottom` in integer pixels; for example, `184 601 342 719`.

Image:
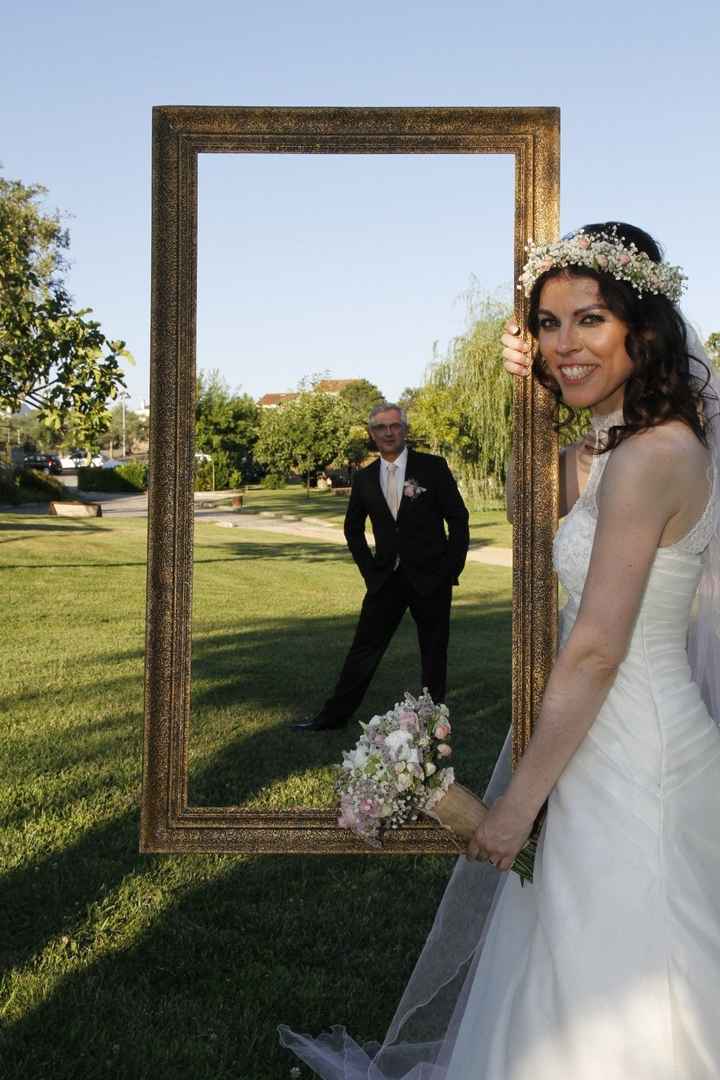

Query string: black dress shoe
290 714 348 732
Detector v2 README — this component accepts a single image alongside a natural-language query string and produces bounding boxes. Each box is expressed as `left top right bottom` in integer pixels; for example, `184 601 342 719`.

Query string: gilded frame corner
141 105 560 855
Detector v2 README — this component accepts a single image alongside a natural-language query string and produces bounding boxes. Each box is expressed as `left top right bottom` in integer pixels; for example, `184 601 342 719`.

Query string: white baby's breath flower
520 229 686 303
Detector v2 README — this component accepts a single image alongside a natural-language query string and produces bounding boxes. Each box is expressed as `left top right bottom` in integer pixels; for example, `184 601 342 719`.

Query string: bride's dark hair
526 221 709 450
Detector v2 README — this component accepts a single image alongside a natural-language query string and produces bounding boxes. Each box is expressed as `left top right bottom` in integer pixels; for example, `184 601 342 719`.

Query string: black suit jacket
343 449 470 596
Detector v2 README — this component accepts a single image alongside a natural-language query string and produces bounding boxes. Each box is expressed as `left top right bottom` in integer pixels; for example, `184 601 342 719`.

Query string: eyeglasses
370 422 404 434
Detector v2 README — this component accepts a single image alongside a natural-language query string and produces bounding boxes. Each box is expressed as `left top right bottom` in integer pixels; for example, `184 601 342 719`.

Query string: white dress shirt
380 447 408 517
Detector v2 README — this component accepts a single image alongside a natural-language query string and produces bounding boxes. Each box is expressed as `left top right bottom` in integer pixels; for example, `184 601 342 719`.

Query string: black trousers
321 567 453 722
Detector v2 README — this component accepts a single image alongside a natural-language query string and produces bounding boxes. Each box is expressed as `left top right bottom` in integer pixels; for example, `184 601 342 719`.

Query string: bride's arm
470 425 696 869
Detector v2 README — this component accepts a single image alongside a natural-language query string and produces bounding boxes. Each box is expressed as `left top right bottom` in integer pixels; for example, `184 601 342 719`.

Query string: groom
292 402 470 732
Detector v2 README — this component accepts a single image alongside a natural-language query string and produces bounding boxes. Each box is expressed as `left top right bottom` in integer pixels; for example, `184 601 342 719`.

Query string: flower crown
518 229 687 303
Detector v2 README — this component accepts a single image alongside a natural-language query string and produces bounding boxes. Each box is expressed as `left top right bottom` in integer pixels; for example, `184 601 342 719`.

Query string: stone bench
49 501 102 518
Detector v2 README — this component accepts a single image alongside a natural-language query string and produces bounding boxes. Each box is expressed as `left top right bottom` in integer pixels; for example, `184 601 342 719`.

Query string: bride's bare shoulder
607 420 710 491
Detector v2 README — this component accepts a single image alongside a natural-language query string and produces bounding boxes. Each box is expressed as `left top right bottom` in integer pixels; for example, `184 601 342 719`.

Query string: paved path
0 491 513 567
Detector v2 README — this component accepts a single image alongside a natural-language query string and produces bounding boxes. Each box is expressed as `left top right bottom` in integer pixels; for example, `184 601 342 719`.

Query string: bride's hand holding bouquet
335 690 538 882
466 794 535 873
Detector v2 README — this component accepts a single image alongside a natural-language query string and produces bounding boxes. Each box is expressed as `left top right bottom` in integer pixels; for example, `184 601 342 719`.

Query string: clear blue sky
4 0 719 408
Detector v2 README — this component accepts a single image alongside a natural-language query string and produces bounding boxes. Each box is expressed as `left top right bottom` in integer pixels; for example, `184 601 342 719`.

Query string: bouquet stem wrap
426 781 537 882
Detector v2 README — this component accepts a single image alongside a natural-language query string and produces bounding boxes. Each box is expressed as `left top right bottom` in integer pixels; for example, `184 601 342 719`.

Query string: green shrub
193 456 245 492
260 473 286 489
0 463 19 504
77 463 148 492
193 459 215 492
17 468 67 501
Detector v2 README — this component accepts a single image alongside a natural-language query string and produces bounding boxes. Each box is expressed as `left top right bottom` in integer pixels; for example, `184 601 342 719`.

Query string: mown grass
0 513 511 1080
237 485 512 549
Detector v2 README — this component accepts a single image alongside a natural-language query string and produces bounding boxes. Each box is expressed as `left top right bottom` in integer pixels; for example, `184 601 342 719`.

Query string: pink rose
398 709 419 732
338 802 360 830
437 743 452 758
619 253 631 265
373 733 386 747
577 236 591 249
433 722 450 740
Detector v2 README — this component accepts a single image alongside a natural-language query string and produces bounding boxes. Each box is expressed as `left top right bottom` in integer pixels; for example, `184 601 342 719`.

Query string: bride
279 222 720 1079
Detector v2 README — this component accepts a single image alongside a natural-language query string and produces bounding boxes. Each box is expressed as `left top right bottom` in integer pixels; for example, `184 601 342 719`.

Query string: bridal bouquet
336 690 536 882
336 690 455 846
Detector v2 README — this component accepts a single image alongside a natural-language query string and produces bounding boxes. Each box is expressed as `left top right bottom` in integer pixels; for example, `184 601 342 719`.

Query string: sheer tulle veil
278 314 720 1080
685 318 720 725
279 733 515 1079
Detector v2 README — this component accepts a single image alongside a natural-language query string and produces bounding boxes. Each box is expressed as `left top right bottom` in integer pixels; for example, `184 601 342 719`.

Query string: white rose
348 744 369 768
425 762 437 777
385 729 413 757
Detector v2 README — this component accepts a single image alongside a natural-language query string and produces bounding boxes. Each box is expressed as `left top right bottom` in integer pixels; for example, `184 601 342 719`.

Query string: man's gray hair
368 402 408 427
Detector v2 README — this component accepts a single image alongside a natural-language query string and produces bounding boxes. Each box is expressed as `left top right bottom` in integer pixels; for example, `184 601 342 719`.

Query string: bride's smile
537 274 634 415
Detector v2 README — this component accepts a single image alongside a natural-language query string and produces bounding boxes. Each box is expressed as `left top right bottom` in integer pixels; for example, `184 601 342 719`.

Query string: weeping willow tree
409 287 593 509
409 292 513 508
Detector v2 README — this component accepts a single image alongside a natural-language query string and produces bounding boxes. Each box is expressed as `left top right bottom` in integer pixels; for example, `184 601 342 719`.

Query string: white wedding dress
444 429 720 1079
280 422 720 1079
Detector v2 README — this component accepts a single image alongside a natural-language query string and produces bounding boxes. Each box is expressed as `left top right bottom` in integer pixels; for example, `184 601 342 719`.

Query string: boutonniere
403 478 427 500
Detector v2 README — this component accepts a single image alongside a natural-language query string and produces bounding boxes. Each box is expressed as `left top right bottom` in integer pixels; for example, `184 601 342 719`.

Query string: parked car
58 450 104 469
59 450 87 469
23 452 62 476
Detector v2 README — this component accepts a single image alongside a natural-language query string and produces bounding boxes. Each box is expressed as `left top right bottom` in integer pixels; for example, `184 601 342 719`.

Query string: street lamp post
119 391 131 458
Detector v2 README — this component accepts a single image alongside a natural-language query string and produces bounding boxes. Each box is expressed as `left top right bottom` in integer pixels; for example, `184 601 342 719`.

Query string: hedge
77 463 148 492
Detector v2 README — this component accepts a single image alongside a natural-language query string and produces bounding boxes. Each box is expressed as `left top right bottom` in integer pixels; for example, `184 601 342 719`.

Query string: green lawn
235 485 512 549
0 514 511 1080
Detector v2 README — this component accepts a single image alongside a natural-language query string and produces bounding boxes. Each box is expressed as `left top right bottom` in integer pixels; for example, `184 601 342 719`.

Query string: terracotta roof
315 379 362 393
257 392 300 406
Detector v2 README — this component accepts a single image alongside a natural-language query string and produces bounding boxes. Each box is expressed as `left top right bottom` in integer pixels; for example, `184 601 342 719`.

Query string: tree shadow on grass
0 540 351 570
0 518 107 538
1 842 455 1080
187 599 511 806
195 538 349 564
0 590 510 989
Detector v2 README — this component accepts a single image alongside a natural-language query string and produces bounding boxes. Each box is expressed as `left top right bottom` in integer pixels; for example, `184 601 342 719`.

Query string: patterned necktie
386 463 399 519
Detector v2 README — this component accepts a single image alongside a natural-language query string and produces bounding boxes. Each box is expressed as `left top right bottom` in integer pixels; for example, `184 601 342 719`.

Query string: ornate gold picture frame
140 105 560 854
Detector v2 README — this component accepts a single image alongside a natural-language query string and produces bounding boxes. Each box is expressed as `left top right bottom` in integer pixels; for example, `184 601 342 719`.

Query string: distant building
134 399 150 420
314 379 362 395
257 392 301 409
257 379 363 408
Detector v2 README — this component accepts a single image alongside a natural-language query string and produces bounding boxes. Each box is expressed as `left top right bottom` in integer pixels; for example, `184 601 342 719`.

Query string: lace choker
589 408 625 434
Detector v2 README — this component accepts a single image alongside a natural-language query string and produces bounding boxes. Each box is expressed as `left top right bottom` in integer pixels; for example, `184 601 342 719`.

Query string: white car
59 452 104 469
59 453 82 469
